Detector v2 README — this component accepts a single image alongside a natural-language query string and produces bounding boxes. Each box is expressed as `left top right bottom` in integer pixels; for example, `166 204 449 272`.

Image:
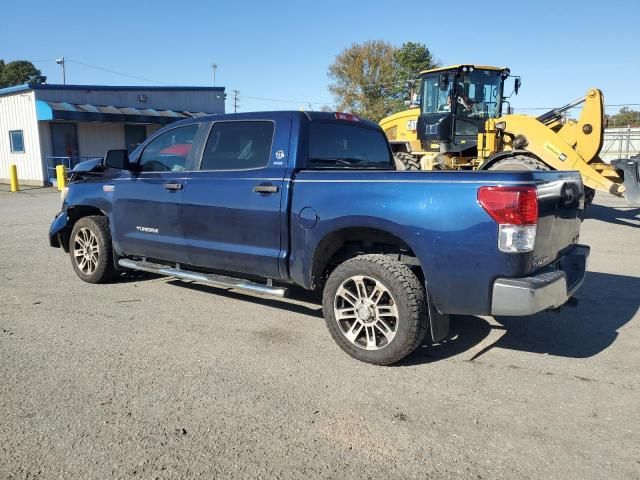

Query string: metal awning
35 100 211 124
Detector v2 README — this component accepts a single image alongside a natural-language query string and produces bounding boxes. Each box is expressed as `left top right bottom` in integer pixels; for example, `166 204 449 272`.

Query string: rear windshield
308 122 393 169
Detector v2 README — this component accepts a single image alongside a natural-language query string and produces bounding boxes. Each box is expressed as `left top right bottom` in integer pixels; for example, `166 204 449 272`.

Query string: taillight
334 112 360 122
478 186 538 253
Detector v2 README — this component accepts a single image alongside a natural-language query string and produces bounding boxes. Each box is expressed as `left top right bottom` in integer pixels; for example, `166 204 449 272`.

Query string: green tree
328 40 398 121
392 42 439 108
606 107 640 128
328 41 439 121
0 60 47 88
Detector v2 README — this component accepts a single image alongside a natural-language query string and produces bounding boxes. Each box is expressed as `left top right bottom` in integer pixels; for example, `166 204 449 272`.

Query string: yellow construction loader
379 64 640 206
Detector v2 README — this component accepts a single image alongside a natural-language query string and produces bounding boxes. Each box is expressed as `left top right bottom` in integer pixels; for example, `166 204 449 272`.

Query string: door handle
253 184 279 194
164 182 183 191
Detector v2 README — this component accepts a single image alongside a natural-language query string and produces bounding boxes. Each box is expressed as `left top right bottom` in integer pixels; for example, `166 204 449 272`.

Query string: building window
9 130 25 153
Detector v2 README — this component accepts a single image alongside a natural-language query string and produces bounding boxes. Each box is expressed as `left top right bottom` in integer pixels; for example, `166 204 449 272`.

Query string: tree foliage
0 60 47 88
606 107 640 128
328 41 439 121
392 41 438 105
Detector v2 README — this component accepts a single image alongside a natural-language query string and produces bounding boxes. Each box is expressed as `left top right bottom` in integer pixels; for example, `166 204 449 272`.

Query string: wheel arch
310 226 420 290
59 205 107 252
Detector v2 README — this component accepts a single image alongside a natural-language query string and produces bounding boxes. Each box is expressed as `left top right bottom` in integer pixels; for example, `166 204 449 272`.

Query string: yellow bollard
56 164 67 191
9 164 19 192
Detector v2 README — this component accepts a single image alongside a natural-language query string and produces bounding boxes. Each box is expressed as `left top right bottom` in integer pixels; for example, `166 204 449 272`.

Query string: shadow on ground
166 280 324 319
120 269 638 365
403 270 640 365
583 203 640 227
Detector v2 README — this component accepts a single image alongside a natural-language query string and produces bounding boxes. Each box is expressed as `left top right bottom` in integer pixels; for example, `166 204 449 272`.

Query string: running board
118 259 288 298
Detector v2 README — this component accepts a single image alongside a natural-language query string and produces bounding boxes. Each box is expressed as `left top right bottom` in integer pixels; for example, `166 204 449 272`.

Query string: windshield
421 69 503 119
308 122 393 169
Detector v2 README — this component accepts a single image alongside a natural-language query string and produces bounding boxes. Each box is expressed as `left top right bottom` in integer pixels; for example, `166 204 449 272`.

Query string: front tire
487 154 549 172
393 152 421 171
584 187 595 208
322 254 429 365
69 216 118 284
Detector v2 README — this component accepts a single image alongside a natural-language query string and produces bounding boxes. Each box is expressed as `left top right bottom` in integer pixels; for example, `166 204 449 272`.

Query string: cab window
308 122 392 169
139 124 199 172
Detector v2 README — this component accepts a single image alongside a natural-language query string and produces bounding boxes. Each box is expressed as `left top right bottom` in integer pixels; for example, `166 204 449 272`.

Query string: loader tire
393 152 421 171
487 155 549 172
584 187 595 208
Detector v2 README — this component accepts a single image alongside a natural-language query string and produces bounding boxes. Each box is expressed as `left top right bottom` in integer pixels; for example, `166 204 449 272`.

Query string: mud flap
611 157 640 207
427 288 450 342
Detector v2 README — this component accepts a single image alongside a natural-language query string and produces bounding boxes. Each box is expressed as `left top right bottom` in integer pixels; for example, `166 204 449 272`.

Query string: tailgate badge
103 185 115 192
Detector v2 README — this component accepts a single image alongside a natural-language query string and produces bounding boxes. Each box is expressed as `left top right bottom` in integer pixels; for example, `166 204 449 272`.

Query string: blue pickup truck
49 111 589 365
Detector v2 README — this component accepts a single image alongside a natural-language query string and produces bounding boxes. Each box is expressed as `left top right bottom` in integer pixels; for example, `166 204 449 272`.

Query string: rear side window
200 121 274 170
308 122 392 169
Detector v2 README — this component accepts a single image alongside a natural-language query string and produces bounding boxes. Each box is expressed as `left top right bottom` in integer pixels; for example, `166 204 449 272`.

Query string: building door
50 122 78 158
124 125 147 153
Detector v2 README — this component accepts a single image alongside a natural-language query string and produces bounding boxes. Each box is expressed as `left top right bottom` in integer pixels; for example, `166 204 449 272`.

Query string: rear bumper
491 245 589 316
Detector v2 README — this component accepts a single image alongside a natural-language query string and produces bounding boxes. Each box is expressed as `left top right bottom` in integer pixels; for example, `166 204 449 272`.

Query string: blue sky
1 0 638 115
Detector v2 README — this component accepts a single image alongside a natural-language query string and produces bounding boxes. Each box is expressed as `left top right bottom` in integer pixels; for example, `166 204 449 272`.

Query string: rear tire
322 254 429 365
393 152 421 171
69 216 118 284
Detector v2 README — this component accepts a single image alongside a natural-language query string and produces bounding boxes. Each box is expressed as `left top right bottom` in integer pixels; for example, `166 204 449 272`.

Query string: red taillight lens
478 186 538 225
334 112 360 122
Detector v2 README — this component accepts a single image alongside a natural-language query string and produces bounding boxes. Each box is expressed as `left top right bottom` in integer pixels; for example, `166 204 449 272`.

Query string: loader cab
417 65 509 154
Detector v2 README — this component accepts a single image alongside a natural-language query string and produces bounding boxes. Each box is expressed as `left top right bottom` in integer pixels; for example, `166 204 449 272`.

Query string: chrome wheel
73 227 99 275
334 275 399 350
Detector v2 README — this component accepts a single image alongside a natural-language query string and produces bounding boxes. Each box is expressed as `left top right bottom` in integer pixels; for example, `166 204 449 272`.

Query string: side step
118 258 288 298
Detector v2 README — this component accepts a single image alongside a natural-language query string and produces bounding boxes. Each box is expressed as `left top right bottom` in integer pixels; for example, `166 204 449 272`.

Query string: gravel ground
0 186 638 479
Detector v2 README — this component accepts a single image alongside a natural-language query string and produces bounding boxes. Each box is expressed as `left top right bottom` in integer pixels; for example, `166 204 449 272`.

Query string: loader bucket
611 157 640 207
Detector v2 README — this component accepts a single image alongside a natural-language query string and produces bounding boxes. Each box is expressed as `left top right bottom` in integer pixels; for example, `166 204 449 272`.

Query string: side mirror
514 78 521 95
104 149 130 170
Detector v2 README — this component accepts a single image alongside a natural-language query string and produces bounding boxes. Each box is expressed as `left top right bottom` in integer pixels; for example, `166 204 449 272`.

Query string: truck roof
173 110 381 130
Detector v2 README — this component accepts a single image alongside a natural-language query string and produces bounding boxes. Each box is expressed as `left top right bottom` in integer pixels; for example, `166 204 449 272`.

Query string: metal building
601 127 640 162
0 83 225 186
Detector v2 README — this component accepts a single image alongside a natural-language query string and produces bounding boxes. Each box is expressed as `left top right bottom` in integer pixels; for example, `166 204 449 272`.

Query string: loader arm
492 89 624 197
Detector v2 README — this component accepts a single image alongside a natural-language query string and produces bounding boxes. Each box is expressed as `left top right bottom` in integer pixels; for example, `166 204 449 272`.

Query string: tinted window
200 121 274 170
309 122 392 169
139 124 199 172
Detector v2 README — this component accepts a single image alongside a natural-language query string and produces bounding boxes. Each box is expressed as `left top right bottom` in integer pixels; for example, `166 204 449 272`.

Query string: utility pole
233 90 240 113
56 57 66 84
211 63 217 87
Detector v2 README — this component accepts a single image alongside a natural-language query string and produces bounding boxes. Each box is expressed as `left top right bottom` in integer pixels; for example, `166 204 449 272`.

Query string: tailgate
532 171 584 271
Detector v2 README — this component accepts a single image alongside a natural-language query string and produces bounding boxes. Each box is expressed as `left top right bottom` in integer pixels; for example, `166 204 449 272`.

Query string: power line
242 94 331 105
67 59 173 85
515 103 640 111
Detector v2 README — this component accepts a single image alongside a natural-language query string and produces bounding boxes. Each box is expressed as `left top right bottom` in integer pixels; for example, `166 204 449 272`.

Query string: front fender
49 211 70 249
